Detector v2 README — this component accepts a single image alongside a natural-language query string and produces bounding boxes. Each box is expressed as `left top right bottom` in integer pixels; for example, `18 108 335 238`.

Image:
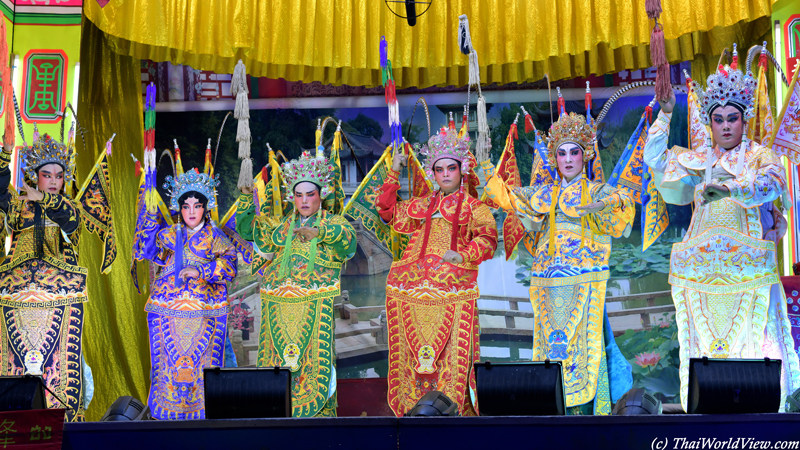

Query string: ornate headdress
694 65 757 125
545 112 596 166
164 168 219 211
281 151 334 201
20 124 74 184
419 127 472 179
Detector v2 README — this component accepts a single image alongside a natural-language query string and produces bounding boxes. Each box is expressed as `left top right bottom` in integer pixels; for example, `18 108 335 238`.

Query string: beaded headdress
545 112 596 167
281 151 334 201
164 168 219 211
20 123 74 184
694 65 756 125
419 127 472 180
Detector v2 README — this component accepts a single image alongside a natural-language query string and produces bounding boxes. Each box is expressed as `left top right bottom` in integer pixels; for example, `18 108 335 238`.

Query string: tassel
261 165 269 184
556 87 565 116
548 182 560 256
234 92 250 120
585 81 593 113
580 177 590 248
134 159 142 178
645 0 662 19
305 211 324 275
238 158 253 191
650 25 667 67
655 64 671 102
521 106 536 133
468 51 480 88
238 136 251 160
476 95 491 163
457 15 473 55
106 133 115 156
380 36 388 68
449 112 456 130
236 118 251 143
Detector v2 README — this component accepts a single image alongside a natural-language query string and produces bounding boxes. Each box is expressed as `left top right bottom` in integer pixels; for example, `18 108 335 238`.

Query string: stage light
101 396 149 421
405 391 458 416
474 361 566 416
612 388 662 415
0 376 45 411
204 367 291 419
687 357 782 414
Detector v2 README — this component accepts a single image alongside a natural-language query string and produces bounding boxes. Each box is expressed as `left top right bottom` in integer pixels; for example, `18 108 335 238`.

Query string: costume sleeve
41 193 80 235
376 168 402 223
483 162 542 223
318 214 357 260
721 147 786 208
253 214 282 254
198 230 238 284
643 110 672 173
460 202 499 264
235 192 256 242
375 168 422 234
588 184 635 238
0 150 12 214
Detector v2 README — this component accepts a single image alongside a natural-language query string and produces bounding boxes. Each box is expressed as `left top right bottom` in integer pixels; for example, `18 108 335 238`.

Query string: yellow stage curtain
77 19 150 421
85 0 776 88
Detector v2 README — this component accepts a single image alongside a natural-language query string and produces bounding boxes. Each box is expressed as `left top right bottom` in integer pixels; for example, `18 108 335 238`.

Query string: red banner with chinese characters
0 409 64 450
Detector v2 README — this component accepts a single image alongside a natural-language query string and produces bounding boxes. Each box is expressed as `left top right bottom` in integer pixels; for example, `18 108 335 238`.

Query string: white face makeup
181 196 205 229
37 163 64 194
433 158 461 194
556 142 583 182
294 181 322 217
710 105 744 150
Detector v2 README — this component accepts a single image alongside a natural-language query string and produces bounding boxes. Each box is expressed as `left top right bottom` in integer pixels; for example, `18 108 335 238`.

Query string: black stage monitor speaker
474 361 565 416
204 367 291 419
613 388 662 415
687 357 782 414
0 376 45 412
101 396 148 421
405 391 458 416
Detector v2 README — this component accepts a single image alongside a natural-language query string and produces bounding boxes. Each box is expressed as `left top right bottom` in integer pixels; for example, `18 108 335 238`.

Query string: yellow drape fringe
77 19 151 421
85 0 777 88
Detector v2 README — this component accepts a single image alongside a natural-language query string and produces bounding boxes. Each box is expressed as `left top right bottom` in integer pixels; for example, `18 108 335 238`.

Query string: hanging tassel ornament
649 13 671 102
131 154 141 178
585 82 593 116
106 133 115 156
231 59 253 190
556 87 566 117
520 106 536 134
476 95 491 163
645 0 662 19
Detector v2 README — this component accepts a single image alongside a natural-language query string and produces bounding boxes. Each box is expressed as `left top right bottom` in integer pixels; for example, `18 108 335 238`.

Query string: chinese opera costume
376 129 498 417
133 168 237 420
236 150 356 418
643 63 800 411
483 112 635 415
0 123 116 422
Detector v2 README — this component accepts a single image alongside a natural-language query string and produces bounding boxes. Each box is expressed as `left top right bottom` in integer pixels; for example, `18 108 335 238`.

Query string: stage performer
134 168 237 420
644 65 800 411
0 123 116 422
237 150 355 418
483 112 635 415
377 128 498 416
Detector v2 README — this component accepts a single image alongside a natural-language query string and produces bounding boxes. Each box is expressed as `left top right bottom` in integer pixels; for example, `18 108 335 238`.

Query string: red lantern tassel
261 166 269 183
557 96 566 117
134 160 142 178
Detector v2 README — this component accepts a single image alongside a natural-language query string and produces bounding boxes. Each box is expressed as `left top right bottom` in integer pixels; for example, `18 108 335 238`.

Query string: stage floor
63 413 800 450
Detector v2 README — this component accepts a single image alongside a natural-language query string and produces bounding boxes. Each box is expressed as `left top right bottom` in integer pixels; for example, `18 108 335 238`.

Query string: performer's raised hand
18 183 43 202
575 201 605 217
392 152 408 173
700 183 730 205
179 267 200 281
442 249 464 264
294 226 319 243
659 90 676 114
